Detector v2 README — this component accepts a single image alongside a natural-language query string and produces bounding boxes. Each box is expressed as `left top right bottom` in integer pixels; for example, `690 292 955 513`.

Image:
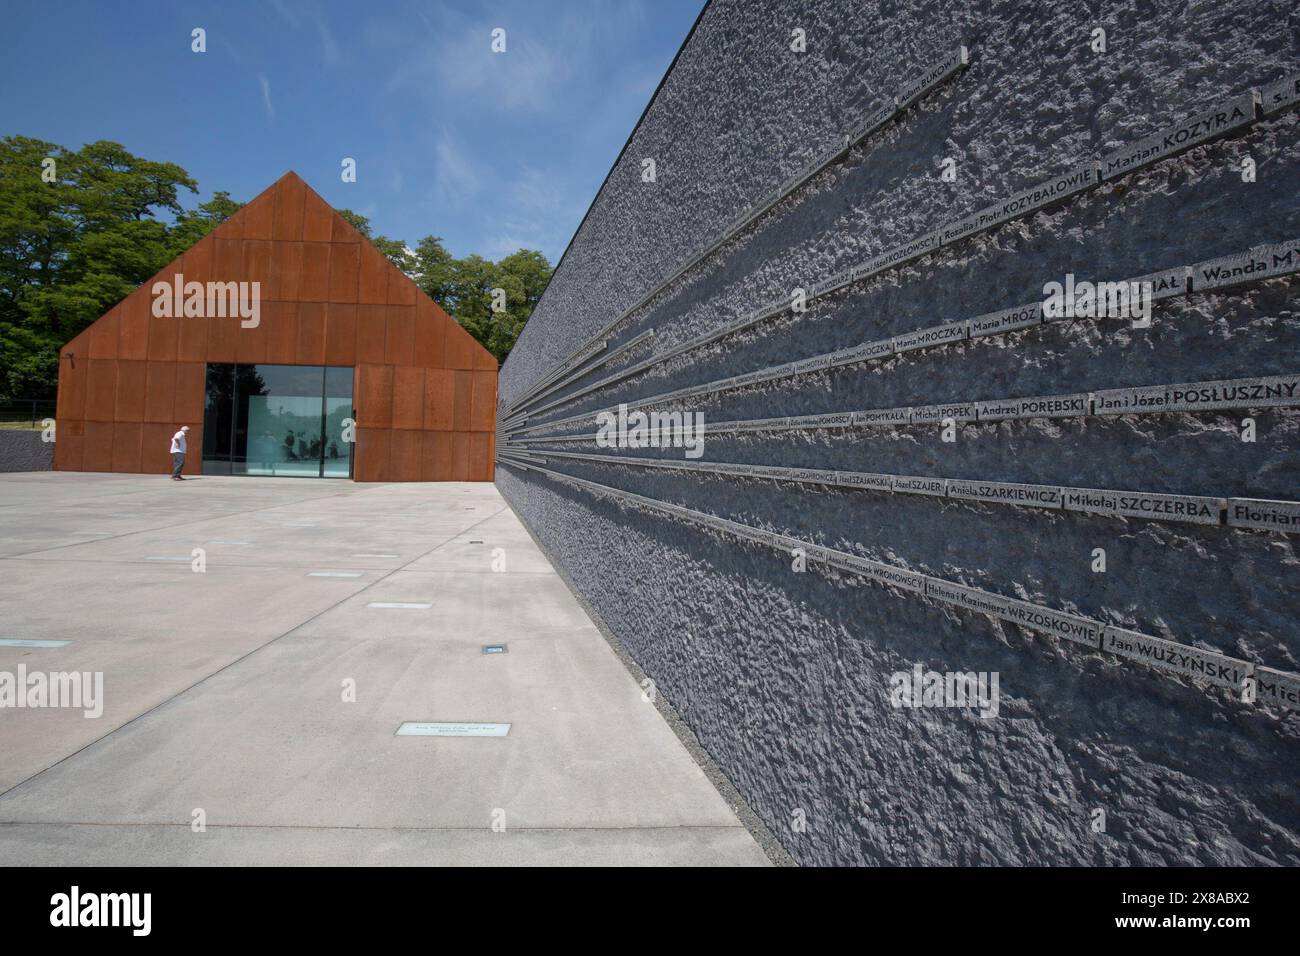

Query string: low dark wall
497 0 1300 865
0 430 53 473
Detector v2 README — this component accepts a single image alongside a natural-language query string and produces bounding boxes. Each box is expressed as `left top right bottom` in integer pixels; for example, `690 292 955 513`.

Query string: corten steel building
53 171 497 481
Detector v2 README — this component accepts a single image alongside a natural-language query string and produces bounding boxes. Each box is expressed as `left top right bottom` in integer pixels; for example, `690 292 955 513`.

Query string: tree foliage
343 213 549 363
334 208 413 274
0 136 221 398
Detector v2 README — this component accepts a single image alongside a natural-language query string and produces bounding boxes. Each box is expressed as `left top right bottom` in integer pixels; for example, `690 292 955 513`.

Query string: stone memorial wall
496 0 1300 865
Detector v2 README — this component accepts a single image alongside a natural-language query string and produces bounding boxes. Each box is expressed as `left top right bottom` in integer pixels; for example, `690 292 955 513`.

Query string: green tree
410 237 550 363
0 137 208 399
335 208 412 273
410 235 457 303
335 208 371 237
171 191 243 249
491 248 550 359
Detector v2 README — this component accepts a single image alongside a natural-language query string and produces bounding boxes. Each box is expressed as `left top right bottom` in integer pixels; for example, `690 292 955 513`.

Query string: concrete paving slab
0 822 770 866
286 570 598 638
0 561 376 791
403 511 556 575
0 627 736 830
0 473 766 866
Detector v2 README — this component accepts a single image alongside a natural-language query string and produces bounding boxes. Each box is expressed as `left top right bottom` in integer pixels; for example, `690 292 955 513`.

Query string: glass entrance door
202 364 353 478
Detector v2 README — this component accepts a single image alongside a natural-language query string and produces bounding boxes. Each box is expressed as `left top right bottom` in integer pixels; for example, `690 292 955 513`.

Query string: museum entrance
202 363 354 478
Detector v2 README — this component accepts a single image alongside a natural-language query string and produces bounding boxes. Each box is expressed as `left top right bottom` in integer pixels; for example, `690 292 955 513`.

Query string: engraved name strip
510 338 609 409
516 80 1283 420
1102 627 1251 690
507 447 1300 534
514 233 1300 436
505 47 972 412
1060 488 1224 527
1093 374 1300 415
1262 71 1300 116
515 328 658 413
511 374 1300 462
1189 237 1300 293
504 461 1295 708
1255 667 1300 710
1225 498 1300 532
1098 93 1257 181
947 479 1063 509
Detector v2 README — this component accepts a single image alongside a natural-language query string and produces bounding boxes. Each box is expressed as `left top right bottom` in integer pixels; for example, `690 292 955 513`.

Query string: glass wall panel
241 364 324 477
202 364 353 478
202 364 236 474
322 366 355 478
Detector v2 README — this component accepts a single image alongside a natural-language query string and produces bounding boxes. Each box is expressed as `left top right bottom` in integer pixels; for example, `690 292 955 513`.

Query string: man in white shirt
169 426 189 481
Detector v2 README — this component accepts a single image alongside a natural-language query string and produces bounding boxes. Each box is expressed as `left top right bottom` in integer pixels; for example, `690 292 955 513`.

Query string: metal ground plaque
396 722 511 737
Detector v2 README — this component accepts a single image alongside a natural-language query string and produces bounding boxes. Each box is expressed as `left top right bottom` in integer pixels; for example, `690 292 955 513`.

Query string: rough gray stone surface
0 430 53 472
498 0 1300 865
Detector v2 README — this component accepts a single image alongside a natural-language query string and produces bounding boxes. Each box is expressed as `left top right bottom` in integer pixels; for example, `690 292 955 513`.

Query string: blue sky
0 0 704 265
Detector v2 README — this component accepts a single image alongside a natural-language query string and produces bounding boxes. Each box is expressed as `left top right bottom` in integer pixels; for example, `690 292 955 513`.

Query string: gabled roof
61 170 496 371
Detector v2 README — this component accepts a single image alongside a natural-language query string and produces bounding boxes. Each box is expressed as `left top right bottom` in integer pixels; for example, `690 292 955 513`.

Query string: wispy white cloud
433 130 482 207
435 28 564 112
510 166 565 218
357 0 675 262
258 74 275 121
479 165 585 261
269 0 342 67
384 5 632 114
268 0 300 28
315 18 341 67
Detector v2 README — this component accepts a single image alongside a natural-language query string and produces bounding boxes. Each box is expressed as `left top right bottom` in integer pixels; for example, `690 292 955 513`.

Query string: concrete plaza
0 472 767 866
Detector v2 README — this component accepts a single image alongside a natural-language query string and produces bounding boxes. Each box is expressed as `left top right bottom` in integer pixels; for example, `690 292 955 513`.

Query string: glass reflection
202 363 353 478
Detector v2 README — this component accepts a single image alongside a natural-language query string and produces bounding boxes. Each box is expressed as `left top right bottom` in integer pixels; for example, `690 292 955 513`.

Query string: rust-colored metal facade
54 171 497 481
